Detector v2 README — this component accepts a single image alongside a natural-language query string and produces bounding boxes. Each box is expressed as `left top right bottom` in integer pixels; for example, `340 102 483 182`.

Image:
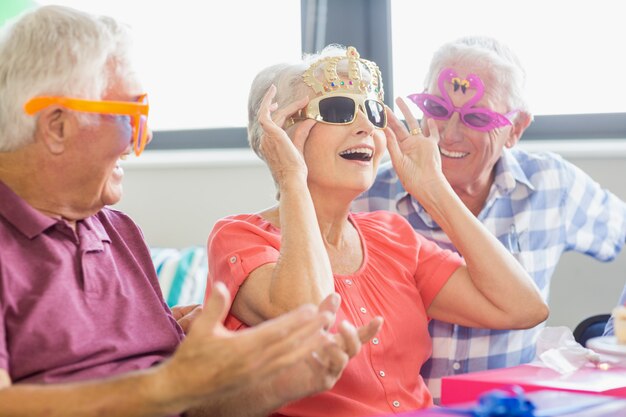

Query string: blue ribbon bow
433 386 612 417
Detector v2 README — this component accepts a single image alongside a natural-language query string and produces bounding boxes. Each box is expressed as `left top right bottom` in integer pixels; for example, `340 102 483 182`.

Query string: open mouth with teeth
339 147 373 162
439 146 468 159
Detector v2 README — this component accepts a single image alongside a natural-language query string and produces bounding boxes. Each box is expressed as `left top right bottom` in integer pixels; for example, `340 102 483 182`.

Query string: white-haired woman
207 45 548 416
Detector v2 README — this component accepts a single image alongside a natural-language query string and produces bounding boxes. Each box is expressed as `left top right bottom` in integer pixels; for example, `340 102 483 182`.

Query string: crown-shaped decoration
302 46 384 101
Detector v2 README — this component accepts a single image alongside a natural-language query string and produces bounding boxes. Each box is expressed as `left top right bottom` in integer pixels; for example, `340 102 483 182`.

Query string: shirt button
360 307 367 313
345 279 352 285
372 337 379 345
229 256 237 264
452 362 461 371
379 370 386 377
392 401 400 408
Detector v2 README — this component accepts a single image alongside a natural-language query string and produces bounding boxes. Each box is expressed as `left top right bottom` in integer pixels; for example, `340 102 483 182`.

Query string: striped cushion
151 247 207 307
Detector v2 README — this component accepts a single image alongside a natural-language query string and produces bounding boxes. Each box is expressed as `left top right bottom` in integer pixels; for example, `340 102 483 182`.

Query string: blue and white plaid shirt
353 148 626 402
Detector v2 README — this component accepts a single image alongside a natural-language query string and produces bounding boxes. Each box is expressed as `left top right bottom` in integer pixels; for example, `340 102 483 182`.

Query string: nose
353 107 375 136
439 111 464 145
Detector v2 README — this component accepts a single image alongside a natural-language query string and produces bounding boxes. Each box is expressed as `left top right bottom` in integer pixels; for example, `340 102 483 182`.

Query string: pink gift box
441 364 626 405
394 390 626 417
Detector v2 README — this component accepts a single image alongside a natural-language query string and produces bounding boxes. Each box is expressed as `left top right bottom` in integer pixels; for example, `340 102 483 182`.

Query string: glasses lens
422 98 450 118
364 99 386 128
318 96 356 124
365 100 387 129
133 115 148 156
462 111 494 128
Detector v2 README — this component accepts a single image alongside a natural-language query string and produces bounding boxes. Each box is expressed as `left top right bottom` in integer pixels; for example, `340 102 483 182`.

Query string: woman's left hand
258 84 316 187
384 97 447 197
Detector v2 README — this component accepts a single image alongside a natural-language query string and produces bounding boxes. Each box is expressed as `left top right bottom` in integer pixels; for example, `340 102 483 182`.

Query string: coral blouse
207 210 463 416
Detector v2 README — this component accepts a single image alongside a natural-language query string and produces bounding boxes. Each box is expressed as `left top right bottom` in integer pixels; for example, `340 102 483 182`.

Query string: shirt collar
0 180 58 239
493 148 535 194
0 180 111 243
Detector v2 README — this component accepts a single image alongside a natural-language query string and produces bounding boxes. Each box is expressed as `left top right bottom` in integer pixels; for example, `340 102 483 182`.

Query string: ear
505 111 532 148
35 107 71 155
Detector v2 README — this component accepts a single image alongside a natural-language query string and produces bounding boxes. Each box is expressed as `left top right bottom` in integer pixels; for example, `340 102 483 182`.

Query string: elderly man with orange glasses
0 5 380 417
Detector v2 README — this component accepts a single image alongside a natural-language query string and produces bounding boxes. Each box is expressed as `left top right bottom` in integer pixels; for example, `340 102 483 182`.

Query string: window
6 0 625 146
391 0 626 116
29 1 302 132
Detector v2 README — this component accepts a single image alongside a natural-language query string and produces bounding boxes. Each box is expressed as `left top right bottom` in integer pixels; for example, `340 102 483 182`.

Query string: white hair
247 44 379 160
0 5 135 151
247 61 309 160
424 36 531 116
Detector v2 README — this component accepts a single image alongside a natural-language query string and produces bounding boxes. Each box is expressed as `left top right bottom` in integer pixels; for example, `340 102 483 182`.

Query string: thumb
318 293 341 330
194 282 232 330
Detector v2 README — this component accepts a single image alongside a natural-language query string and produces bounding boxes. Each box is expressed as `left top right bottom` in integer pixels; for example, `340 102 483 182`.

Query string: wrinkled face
69 73 152 209
422 64 517 194
302 86 387 198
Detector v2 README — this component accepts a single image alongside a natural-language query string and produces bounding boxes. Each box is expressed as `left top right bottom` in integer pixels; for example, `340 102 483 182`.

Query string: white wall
115 140 626 330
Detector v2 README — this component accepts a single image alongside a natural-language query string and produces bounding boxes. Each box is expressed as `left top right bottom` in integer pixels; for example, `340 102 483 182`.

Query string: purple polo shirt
0 180 183 384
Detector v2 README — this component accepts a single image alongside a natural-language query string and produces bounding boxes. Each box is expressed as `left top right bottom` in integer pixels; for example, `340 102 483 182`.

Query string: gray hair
247 44 379 160
0 5 135 151
247 60 309 161
424 36 530 117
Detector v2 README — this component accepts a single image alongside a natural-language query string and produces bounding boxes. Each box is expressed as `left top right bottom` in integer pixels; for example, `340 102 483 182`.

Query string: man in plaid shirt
353 36 626 403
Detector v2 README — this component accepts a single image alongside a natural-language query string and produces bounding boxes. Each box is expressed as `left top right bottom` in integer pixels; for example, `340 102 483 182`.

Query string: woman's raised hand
383 97 447 197
258 84 316 187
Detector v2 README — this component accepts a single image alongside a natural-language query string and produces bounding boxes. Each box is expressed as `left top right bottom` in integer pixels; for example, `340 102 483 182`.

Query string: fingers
425 118 440 142
336 320 360 357
259 84 310 132
275 95 309 129
318 293 340 330
394 97 413 125
258 86 282 135
258 85 313 162
334 316 383 358
245 308 334 378
176 305 203 334
259 84 277 121
384 105 406 135
384 103 413 144
384 125 403 167
357 316 383 344
192 282 232 332
318 293 340 315
171 304 202 320
243 304 327 355
290 118 316 154
320 341 349 379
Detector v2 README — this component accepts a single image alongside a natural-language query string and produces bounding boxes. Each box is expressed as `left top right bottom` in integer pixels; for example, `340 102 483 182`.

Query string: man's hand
157 283 338 412
264 293 383 406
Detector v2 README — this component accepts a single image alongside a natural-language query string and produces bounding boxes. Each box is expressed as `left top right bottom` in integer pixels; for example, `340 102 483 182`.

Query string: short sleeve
206 215 280 303
413 233 464 310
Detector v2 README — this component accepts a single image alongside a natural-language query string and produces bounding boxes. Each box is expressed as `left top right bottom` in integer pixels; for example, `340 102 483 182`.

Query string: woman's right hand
258 84 316 187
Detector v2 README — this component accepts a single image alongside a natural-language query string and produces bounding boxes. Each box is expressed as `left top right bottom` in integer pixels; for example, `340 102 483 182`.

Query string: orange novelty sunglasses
24 94 150 156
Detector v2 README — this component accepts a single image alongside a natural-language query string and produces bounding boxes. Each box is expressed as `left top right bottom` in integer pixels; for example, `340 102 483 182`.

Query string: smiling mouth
439 146 468 159
339 147 373 162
